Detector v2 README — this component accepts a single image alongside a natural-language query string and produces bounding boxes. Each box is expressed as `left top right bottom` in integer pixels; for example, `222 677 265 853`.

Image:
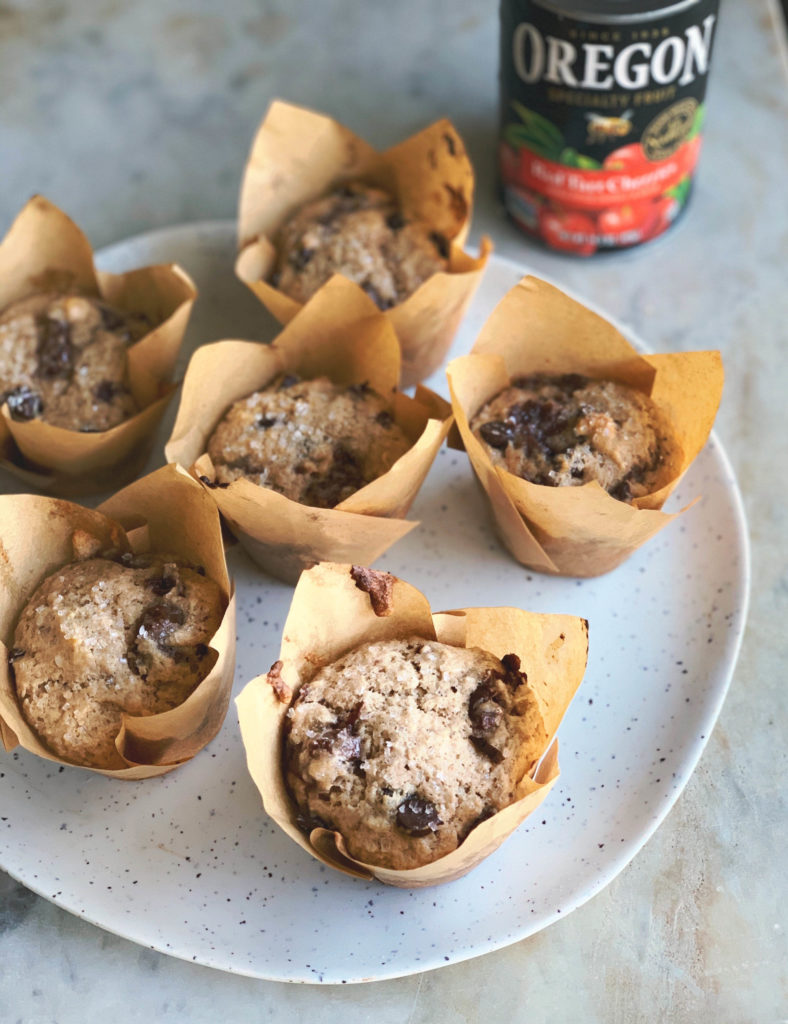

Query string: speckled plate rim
0 222 750 984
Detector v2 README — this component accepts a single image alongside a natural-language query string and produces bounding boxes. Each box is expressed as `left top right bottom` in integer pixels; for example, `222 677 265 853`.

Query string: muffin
271 183 449 310
0 292 150 432
206 374 411 508
284 635 545 870
11 551 225 769
470 373 680 503
447 275 724 577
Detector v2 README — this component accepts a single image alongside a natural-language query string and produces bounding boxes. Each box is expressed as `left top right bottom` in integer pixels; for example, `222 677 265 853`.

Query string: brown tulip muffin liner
236 562 588 888
446 276 724 578
0 195 197 495
165 276 453 584
0 464 236 778
234 99 492 388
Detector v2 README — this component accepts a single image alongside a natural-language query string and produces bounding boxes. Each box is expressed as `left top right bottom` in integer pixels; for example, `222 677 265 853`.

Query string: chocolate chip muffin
10 552 225 769
0 292 150 432
284 636 546 870
471 373 679 503
271 183 449 309
206 375 411 508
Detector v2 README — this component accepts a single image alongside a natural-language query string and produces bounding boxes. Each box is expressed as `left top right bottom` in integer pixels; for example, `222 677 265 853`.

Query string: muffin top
471 373 679 502
0 292 150 432
271 183 449 309
11 552 225 769
206 374 411 508
284 635 545 870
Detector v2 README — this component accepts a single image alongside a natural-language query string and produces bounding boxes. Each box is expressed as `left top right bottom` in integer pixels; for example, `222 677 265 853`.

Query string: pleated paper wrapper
165 277 453 584
0 464 236 778
447 276 724 577
0 196 197 495
236 562 588 888
235 99 491 388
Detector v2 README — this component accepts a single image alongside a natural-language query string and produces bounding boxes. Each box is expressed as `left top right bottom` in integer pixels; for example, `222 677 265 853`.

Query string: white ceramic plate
0 223 749 983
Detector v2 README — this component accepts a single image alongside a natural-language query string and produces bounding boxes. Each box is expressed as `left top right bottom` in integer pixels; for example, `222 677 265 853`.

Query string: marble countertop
1 0 786 1020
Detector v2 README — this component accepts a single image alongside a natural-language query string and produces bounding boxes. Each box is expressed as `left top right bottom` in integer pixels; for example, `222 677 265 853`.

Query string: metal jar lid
531 0 705 23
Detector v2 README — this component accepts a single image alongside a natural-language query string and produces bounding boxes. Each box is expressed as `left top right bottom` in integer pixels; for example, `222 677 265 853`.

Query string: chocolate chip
7 648 25 663
443 183 468 221
558 374 588 393
375 409 393 428
99 305 126 332
94 379 121 403
429 231 450 260
3 386 43 421
145 575 175 596
136 602 185 648
256 415 278 429
195 643 209 658
385 211 405 231
611 478 632 503
303 445 366 508
350 565 395 617
470 735 504 764
277 373 300 391
501 653 527 689
295 811 331 835
361 280 394 311
198 474 229 490
478 420 513 450
36 316 73 380
348 381 371 397
288 247 315 270
468 682 504 734
396 795 441 837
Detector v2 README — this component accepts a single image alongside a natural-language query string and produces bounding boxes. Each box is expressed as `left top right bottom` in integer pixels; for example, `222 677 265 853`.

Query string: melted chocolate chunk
361 280 395 311
303 445 365 508
3 385 43 421
195 643 209 658
94 379 122 403
478 420 513 450
470 735 504 764
198 474 229 490
350 565 395 617
295 810 331 835
386 210 405 231
468 682 504 734
136 602 185 647
256 415 278 429
145 574 175 596
558 373 589 393
396 795 441 837
501 653 527 689
375 409 393 428
348 380 372 397
7 647 25 663
289 246 315 270
429 231 450 260
37 316 73 380
99 305 126 332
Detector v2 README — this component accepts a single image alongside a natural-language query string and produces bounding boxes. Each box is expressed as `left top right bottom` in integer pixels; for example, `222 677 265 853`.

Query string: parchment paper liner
236 562 588 888
235 99 492 388
165 277 453 584
0 195 197 495
447 276 724 577
0 464 236 778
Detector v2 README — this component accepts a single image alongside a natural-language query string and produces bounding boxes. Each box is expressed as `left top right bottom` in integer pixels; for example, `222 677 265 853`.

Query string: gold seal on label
641 98 698 161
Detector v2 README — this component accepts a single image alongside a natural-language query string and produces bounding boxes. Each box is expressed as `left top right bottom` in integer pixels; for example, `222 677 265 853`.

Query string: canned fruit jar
499 0 719 254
